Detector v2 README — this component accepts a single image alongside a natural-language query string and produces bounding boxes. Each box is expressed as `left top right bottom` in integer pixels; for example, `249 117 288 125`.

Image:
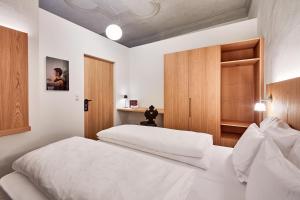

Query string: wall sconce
254 95 272 112
254 102 266 112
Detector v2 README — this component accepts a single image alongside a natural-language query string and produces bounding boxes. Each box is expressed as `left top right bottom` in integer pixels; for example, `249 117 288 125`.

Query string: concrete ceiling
39 0 252 47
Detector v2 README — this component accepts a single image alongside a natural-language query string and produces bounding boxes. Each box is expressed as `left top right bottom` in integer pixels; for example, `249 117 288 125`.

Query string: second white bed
1 140 245 200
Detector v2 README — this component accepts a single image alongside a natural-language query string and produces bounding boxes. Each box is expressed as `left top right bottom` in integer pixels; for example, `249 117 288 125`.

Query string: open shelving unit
221 120 252 128
220 38 264 147
221 58 260 67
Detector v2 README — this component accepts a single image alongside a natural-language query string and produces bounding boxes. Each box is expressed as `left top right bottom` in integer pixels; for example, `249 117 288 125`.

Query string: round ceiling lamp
105 24 123 40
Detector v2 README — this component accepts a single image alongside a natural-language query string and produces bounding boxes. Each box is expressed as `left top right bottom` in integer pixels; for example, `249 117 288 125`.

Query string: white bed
0 172 48 200
0 140 245 200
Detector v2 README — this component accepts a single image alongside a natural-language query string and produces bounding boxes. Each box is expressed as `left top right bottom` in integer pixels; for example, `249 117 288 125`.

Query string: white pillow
264 126 299 157
97 125 213 169
100 136 213 169
246 137 300 200
232 123 264 183
97 125 213 158
260 116 290 131
288 136 300 169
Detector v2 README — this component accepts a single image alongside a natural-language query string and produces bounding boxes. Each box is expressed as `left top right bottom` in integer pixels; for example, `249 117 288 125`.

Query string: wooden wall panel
164 52 189 130
221 65 255 123
267 77 300 130
0 26 30 136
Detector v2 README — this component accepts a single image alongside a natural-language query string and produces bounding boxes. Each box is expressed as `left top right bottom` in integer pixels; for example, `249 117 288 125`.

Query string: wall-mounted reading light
254 102 266 112
254 95 272 112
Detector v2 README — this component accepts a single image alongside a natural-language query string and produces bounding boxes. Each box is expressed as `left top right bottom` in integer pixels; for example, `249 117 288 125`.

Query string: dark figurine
140 105 158 126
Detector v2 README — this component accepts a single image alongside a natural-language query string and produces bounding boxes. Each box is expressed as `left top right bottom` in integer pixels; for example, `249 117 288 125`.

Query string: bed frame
267 77 300 130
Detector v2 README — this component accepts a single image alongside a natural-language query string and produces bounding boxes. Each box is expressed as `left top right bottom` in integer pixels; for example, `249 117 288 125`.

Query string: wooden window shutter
0 25 31 136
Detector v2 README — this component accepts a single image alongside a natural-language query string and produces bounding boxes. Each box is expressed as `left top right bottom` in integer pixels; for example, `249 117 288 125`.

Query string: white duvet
12 137 196 200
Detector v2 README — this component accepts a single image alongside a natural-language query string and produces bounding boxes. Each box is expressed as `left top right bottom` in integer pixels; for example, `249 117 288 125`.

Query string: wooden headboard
266 77 300 130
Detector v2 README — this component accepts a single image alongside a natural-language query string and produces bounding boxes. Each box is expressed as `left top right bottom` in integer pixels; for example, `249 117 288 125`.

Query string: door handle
84 99 93 112
189 98 191 117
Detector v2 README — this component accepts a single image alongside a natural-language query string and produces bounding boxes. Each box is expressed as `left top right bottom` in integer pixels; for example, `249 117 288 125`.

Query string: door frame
83 54 115 138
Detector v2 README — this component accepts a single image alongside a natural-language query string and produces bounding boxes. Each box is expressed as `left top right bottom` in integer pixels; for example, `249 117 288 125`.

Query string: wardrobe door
164 51 189 130
188 48 207 131
188 46 221 144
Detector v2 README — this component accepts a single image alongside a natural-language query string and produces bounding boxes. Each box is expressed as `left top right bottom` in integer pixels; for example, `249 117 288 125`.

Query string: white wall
128 19 258 108
250 0 300 84
39 9 130 139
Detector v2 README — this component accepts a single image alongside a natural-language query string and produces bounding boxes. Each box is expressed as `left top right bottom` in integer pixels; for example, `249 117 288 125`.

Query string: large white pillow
259 116 290 131
288 136 300 169
246 137 300 200
97 125 213 169
264 126 300 157
97 125 213 158
232 123 264 183
100 135 213 169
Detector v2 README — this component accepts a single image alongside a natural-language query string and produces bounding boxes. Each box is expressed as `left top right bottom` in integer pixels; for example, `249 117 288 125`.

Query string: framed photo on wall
46 56 69 91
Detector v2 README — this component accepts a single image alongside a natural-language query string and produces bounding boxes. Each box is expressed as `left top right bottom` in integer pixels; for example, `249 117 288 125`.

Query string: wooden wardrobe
164 38 264 147
164 46 221 144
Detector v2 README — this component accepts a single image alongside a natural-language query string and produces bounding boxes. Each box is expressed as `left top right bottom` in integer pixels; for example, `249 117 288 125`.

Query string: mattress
0 144 245 200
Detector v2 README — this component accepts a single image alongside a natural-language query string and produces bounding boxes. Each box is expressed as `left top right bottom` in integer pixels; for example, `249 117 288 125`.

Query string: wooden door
164 51 189 130
84 55 113 139
188 46 221 144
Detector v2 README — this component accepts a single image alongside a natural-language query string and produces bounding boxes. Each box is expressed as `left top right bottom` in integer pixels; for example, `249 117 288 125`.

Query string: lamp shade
105 24 122 40
254 102 266 112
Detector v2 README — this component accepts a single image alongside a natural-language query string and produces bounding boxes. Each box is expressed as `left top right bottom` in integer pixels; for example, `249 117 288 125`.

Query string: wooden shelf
221 132 241 139
221 58 260 67
220 132 241 147
117 107 164 114
221 120 252 128
221 38 260 52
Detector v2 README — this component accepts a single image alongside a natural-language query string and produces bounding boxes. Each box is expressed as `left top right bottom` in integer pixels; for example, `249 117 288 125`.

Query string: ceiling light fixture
105 24 123 40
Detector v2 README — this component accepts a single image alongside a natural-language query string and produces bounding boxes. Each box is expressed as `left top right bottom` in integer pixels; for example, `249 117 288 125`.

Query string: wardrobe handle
189 98 191 117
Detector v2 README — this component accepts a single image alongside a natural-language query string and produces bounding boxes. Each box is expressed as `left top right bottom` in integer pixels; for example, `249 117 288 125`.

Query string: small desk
117 107 164 114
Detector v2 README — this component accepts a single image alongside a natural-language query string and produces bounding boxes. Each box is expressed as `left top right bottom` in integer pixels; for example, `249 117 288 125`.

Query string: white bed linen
0 172 48 200
246 137 300 200
98 125 213 158
2 139 245 200
232 123 264 183
100 137 212 169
